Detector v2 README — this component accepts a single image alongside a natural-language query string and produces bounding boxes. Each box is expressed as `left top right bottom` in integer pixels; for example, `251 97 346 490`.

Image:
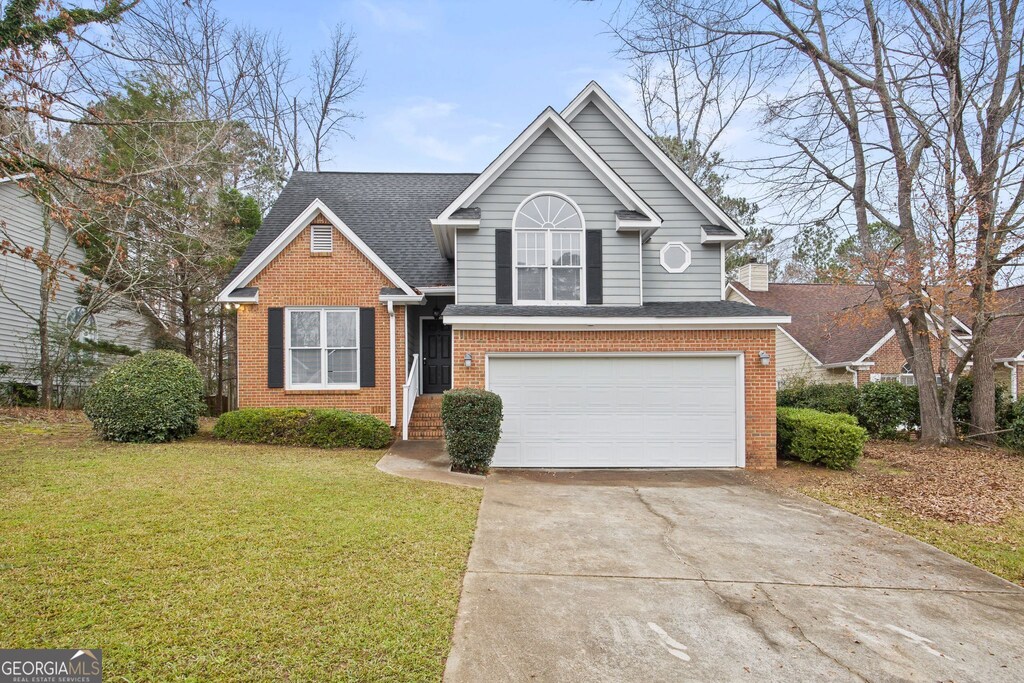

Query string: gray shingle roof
451 207 480 219
443 301 788 318
615 209 649 221
227 171 477 290
230 287 258 298
702 224 734 236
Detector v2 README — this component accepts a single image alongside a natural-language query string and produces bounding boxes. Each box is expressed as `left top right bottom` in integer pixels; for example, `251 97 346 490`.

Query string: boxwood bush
777 380 860 415
213 408 392 449
441 389 503 474
855 381 920 439
84 350 205 443
777 407 867 470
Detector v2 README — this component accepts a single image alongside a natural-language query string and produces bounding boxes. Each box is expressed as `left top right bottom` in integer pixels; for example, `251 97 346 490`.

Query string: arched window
512 193 585 304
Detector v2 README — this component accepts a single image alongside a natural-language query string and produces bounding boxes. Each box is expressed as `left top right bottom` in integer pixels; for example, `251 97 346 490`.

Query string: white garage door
488 355 742 468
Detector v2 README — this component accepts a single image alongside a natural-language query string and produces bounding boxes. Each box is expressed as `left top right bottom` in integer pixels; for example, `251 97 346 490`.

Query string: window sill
283 388 361 395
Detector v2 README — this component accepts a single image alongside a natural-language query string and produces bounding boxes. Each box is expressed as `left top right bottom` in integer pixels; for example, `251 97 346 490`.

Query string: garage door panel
488 355 741 468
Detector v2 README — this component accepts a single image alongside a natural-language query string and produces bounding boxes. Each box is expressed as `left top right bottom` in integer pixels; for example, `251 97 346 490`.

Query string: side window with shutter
495 229 512 304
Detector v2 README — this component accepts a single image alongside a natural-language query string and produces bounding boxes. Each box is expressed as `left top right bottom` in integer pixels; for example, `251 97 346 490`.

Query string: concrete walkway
444 468 1024 682
376 439 484 489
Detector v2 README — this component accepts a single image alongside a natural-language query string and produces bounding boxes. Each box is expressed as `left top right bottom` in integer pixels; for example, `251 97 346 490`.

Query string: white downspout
846 365 859 388
388 301 396 428
1004 362 1018 402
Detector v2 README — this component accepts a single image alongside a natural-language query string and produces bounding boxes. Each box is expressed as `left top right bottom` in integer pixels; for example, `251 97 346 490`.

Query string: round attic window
659 242 691 273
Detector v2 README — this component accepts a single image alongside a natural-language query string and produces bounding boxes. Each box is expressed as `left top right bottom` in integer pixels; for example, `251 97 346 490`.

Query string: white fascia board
725 283 755 305
0 172 34 184
216 198 417 301
561 82 745 238
435 107 661 228
220 292 259 304
776 325 824 366
701 226 745 244
444 314 790 331
379 293 425 304
822 362 875 369
855 328 897 363
430 218 477 259
419 286 455 295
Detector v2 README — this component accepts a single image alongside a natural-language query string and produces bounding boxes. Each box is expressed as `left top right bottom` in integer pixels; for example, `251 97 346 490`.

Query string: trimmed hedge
84 350 205 443
856 381 920 440
441 389 503 474
777 407 867 470
777 380 860 415
212 408 392 449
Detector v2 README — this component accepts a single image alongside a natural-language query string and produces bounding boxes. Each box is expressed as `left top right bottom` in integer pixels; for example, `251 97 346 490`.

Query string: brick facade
236 218 405 426
855 329 951 386
452 328 778 469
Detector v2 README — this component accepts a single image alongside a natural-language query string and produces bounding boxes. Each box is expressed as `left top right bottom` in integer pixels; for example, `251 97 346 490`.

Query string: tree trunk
970 330 997 440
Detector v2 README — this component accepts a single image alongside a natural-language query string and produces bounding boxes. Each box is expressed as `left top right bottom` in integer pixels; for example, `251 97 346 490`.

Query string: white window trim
511 191 587 306
659 241 692 274
285 307 360 390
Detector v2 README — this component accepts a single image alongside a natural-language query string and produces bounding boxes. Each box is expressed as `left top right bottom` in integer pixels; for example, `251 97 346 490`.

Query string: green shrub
950 375 1015 435
777 407 867 470
213 408 392 449
441 389 503 474
777 380 860 415
1001 414 1024 453
855 381 919 439
84 350 204 443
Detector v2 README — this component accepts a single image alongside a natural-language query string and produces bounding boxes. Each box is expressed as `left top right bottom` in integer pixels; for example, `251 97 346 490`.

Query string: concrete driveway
444 469 1024 682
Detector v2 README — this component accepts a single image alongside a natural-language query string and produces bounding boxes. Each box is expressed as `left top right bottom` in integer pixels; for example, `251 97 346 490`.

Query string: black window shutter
586 230 603 305
495 228 513 304
267 308 284 388
359 307 376 387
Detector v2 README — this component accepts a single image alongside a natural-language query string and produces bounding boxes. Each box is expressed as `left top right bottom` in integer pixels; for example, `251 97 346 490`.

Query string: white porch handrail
402 354 421 441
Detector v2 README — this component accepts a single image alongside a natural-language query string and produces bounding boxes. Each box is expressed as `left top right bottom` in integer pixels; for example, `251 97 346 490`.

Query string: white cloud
358 1 429 33
379 99 503 167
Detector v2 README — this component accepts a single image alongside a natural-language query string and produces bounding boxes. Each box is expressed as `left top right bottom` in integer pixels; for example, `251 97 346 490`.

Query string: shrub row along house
726 263 1024 398
217 82 790 470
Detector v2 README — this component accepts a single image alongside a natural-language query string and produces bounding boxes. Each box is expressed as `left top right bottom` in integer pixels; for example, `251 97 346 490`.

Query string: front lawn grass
0 417 481 681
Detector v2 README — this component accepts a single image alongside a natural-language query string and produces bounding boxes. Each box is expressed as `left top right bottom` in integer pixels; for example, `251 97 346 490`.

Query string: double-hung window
513 193 584 304
287 308 359 389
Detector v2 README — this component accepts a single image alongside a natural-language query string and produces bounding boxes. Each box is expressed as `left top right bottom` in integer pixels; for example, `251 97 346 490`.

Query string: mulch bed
767 441 1024 525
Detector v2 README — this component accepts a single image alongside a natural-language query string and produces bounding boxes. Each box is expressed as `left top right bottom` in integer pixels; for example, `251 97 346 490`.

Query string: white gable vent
310 224 333 253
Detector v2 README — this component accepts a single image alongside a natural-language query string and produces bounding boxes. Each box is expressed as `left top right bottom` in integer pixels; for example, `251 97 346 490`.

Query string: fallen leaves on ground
764 441 1024 525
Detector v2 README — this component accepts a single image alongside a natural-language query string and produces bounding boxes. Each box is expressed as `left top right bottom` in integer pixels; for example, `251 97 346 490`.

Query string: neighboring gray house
0 176 152 400
218 82 791 470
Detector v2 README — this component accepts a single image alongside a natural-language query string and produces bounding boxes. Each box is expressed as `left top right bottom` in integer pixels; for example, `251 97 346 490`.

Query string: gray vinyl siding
570 103 724 302
0 183 151 384
455 129 641 305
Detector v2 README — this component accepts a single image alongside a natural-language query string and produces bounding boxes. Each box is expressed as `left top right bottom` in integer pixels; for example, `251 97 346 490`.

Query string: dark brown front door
422 319 452 394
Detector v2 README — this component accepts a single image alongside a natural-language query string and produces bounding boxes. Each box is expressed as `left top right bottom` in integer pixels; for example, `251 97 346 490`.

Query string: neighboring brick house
218 82 790 470
988 285 1024 400
726 263 971 387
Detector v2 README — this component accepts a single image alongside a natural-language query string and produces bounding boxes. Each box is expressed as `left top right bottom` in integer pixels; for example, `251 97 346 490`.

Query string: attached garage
487 354 744 468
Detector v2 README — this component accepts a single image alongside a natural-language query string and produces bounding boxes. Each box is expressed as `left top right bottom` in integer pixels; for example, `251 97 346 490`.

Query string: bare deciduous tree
627 0 1023 445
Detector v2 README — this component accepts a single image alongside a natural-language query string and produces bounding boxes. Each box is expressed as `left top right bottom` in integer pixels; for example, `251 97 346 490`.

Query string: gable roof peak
562 81 746 239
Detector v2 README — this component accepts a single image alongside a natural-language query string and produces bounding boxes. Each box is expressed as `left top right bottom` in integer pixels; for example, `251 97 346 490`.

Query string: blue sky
216 0 634 172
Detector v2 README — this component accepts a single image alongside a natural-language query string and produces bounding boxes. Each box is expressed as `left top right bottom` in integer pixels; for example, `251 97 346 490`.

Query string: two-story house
0 175 152 402
217 83 789 469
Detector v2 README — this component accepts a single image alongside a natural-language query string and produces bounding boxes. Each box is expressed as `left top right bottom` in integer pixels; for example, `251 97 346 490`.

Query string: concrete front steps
408 394 444 440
